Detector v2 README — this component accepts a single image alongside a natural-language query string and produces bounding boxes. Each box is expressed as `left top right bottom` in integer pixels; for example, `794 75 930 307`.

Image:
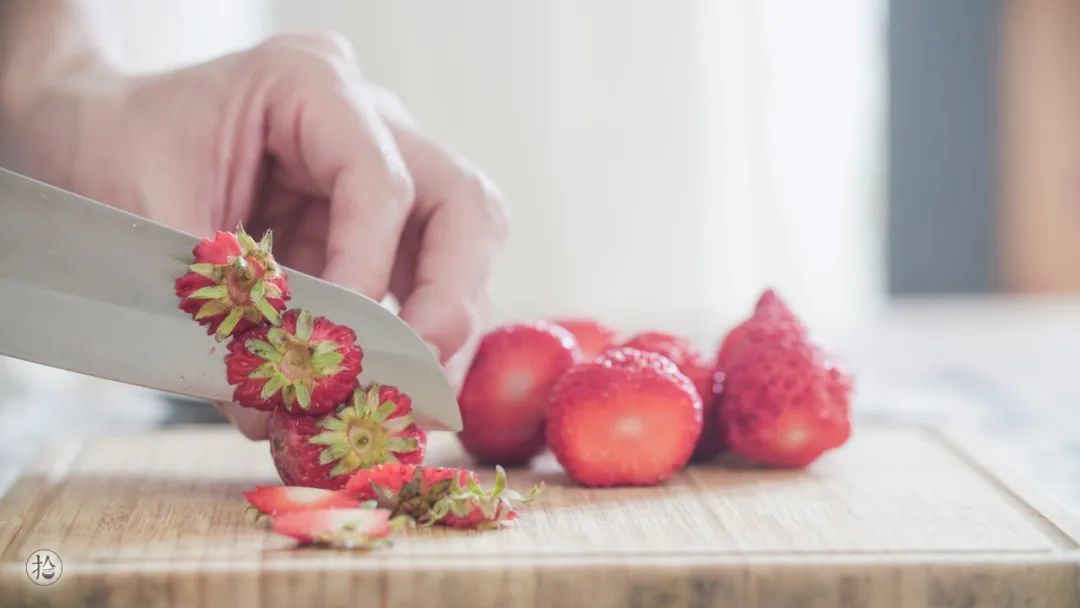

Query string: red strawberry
458 323 581 465
719 297 851 468
547 348 703 487
272 508 395 548
175 227 290 341
618 331 723 459
225 309 361 412
244 485 360 516
715 288 806 373
268 383 426 489
346 463 541 529
551 318 617 359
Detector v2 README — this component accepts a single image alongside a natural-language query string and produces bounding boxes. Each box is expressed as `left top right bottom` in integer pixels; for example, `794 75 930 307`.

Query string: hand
3 33 507 439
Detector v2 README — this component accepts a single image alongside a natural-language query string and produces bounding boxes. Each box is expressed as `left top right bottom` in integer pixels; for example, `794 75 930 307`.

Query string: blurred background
3 0 1080 502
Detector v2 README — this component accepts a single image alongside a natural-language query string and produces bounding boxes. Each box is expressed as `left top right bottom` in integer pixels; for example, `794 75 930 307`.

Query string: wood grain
0 426 1077 607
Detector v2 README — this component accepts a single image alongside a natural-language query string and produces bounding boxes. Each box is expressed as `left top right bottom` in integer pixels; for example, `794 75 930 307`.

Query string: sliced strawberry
547 348 703 487
551 318 618 359
175 227 290 341
271 508 395 548
225 309 362 412
458 322 581 465
243 486 360 516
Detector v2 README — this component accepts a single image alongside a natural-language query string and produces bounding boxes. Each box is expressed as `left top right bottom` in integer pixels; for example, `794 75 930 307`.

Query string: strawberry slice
547 348 703 487
551 318 617 359
243 486 360 516
458 322 581 465
271 508 395 548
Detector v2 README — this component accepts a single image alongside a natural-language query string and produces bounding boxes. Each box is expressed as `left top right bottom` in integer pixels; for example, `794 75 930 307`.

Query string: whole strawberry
346 463 542 529
175 227 290 340
547 348 703 487
551 318 617 359
458 322 580 465
719 292 851 468
269 383 425 489
619 331 723 459
225 309 361 412
715 288 806 374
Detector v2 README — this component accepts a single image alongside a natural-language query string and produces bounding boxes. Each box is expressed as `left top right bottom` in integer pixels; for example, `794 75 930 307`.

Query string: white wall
270 0 885 345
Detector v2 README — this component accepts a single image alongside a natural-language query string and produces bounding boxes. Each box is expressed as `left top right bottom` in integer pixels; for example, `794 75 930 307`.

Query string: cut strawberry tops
175 227 290 341
225 309 362 413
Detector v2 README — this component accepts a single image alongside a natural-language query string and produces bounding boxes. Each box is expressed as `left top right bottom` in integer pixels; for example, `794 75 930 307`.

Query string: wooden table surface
1 426 1078 607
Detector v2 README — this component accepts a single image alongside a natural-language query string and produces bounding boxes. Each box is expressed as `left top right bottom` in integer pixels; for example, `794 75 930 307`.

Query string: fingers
213 401 270 440
378 115 509 362
257 35 414 301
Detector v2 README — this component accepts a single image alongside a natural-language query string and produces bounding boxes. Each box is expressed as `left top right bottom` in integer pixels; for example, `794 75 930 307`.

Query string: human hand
2 33 507 438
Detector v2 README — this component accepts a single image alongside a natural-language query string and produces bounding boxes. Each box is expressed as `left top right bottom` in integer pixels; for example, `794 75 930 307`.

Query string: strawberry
268 383 426 489
458 323 581 465
551 318 617 359
618 331 723 459
225 309 361 412
175 227 290 341
546 348 703 487
244 485 360 516
272 507 397 549
346 463 542 530
718 292 851 468
715 288 806 374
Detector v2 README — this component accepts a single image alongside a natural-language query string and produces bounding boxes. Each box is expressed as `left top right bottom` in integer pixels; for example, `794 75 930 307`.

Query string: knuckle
461 171 509 245
252 33 355 84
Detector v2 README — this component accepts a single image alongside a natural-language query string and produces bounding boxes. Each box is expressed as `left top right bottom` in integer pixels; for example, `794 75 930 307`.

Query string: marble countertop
2 296 1078 510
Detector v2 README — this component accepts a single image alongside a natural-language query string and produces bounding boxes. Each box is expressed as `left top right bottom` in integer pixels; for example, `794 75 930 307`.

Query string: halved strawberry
546 348 703 487
618 331 723 459
271 508 396 548
268 383 425 489
175 227 290 341
458 322 581 465
551 318 617 359
225 309 361 412
243 486 360 516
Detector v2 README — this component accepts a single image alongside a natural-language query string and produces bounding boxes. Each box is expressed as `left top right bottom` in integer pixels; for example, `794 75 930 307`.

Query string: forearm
0 0 116 184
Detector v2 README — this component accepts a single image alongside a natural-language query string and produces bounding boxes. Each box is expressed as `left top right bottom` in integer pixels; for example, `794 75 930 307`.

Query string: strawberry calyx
358 464 543 529
307 384 420 477
426 465 543 529
242 310 348 410
183 226 287 340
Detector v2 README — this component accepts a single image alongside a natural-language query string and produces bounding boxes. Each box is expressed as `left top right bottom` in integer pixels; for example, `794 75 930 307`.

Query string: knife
0 168 461 431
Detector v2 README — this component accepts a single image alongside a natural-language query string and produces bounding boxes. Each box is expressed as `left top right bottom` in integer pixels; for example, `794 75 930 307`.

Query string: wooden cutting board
0 425 1077 607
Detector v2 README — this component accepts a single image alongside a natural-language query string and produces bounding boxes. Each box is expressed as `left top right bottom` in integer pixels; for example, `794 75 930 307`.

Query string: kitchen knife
0 167 461 431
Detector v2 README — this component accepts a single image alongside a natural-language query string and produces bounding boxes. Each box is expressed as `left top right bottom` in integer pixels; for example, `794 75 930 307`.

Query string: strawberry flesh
618 331 722 458
244 486 360 516
547 348 703 487
272 508 393 548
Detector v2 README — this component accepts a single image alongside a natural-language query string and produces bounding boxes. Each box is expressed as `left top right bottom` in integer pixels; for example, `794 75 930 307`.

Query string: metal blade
0 168 461 431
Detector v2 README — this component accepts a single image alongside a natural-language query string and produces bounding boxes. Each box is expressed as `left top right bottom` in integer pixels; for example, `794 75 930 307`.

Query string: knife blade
0 168 461 431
